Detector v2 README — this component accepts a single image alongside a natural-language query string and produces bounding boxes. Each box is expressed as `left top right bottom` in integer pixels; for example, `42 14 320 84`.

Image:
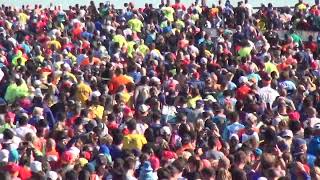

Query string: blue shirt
222 122 245 141
279 80 296 92
307 136 320 156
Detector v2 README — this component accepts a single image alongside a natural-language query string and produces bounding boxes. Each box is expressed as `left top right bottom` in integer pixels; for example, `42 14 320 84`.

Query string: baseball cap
46 171 58 180
280 130 293 138
139 104 149 113
288 111 300 121
30 161 42 173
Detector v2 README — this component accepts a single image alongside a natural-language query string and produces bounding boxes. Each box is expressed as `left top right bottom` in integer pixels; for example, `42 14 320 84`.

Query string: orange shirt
176 143 195 156
108 75 134 94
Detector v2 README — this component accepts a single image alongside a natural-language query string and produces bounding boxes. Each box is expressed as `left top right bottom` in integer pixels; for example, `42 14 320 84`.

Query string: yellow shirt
112 34 127 48
48 40 62 50
137 44 149 56
89 105 104 119
264 62 279 75
187 95 202 109
76 82 92 105
18 13 29 25
127 41 136 58
128 18 143 32
162 6 175 22
123 133 147 150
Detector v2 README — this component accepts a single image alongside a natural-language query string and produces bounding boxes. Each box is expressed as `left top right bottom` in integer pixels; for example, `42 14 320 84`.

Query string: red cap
149 156 160 171
192 72 200 79
289 111 300 121
61 151 74 163
311 61 318 70
83 151 91 160
162 151 177 160
123 107 133 116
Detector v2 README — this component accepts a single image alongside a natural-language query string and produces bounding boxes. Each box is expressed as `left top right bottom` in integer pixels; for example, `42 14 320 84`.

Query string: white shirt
258 86 280 106
15 125 37 139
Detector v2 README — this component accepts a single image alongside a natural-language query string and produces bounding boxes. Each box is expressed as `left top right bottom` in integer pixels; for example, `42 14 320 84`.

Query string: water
1 0 316 9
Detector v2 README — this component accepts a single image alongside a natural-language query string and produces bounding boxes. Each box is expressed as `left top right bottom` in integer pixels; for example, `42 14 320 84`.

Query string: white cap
69 147 80 158
139 104 149 113
200 57 208 64
30 161 42 173
238 76 249 84
160 126 171 135
46 171 58 180
150 77 161 84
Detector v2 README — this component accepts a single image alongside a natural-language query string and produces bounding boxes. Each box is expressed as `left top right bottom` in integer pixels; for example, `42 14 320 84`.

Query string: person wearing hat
136 104 150 134
236 76 252 100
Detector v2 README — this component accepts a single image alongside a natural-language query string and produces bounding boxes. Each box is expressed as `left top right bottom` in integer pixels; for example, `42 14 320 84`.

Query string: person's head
216 168 232 180
228 112 239 123
234 151 247 166
79 169 90 180
65 170 78 180
124 157 136 171
208 135 219 150
260 153 276 169
112 132 123 146
231 168 247 180
172 158 186 175
201 167 216 179
126 119 137 132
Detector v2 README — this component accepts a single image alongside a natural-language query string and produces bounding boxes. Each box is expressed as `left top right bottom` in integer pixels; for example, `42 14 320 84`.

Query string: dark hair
112 132 123 145
144 128 155 142
234 151 247 164
19 115 28 126
3 129 13 140
56 112 66 122
65 170 78 180
157 168 171 179
172 158 186 173
201 168 216 179
231 168 247 180
126 119 137 131
78 170 90 180
207 135 219 149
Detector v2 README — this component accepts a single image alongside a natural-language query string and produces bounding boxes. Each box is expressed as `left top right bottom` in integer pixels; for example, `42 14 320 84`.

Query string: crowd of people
0 0 320 179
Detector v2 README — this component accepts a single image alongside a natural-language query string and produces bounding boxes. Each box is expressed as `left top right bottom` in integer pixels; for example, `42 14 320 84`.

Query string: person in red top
304 35 318 55
236 76 252 100
171 0 186 11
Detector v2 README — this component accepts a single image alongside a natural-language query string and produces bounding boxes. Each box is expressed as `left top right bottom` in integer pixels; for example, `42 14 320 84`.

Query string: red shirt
19 166 32 180
304 41 318 53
